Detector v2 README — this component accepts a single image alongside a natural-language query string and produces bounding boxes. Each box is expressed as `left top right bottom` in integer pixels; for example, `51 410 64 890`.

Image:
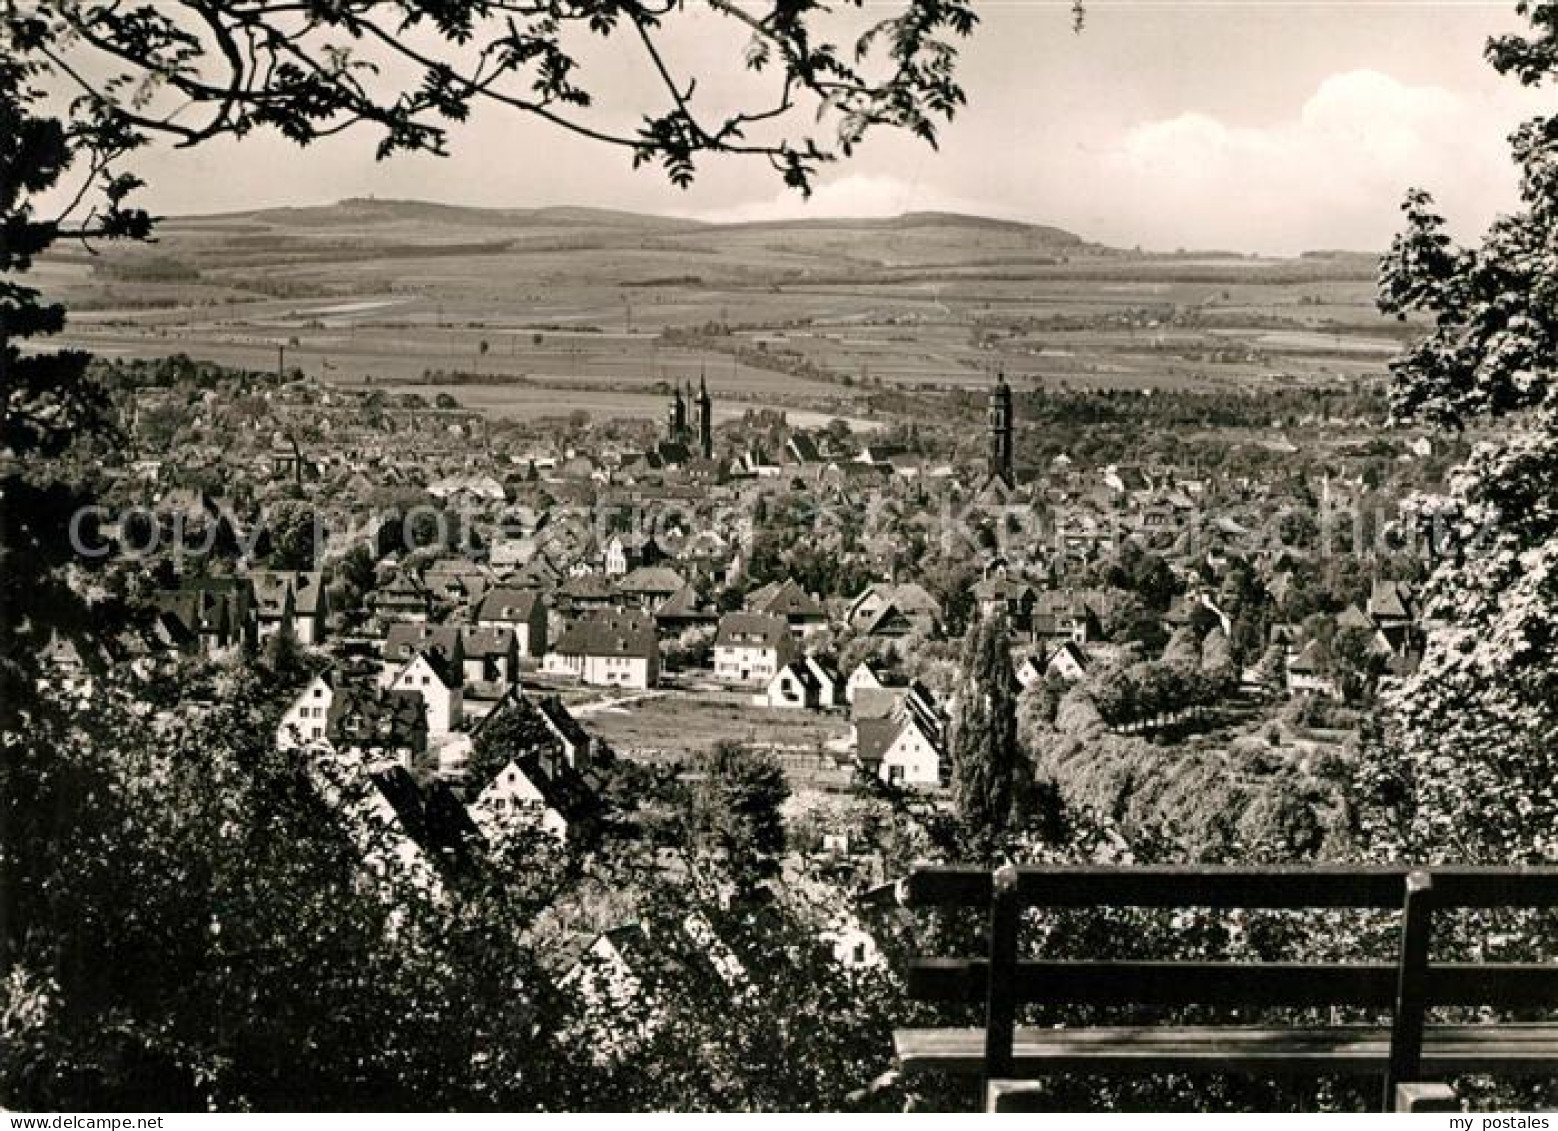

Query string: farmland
38 197 1407 424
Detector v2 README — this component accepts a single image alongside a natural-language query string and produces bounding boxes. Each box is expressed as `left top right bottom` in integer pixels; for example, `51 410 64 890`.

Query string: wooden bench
892 864 1558 1112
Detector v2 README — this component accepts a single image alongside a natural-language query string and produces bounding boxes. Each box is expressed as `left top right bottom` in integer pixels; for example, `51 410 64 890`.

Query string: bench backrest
898 864 1558 1108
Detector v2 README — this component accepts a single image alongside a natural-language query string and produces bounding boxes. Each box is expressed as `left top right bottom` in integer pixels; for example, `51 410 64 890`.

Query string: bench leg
987 1080 1049 1113
983 863 1021 1095
1384 871 1435 1112
1395 1082 1459 1113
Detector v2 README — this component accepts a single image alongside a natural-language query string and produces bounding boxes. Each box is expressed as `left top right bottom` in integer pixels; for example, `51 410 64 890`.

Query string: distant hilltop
165 198 1381 259
172 196 1096 247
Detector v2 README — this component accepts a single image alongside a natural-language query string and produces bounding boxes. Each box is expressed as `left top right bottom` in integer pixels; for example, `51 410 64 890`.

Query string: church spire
987 370 1013 486
696 374 713 459
668 382 688 442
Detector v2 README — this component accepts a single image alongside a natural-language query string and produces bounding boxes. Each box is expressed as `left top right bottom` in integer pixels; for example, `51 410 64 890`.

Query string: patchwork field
39 198 1409 423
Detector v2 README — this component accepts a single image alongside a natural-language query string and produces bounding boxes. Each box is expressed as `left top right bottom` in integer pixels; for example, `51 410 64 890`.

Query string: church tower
667 384 688 442
987 372 1014 486
696 376 713 459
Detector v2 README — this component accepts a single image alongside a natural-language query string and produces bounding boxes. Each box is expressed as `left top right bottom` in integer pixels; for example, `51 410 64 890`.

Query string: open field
39 198 1409 421
573 687 852 762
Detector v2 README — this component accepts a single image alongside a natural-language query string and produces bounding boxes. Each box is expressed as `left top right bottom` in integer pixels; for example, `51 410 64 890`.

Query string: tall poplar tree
949 613 1023 857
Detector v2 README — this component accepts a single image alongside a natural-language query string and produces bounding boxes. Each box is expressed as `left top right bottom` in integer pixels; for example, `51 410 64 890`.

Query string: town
11 0 1555 1110
28 343 1461 1094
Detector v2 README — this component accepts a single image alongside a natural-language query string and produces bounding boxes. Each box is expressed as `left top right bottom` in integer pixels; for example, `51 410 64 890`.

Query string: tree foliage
686 740 791 891
948 613 1023 857
1369 0 1558 861
13 1 979 200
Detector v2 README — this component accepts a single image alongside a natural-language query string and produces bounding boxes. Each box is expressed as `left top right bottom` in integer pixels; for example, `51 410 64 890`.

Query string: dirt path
571 689 667 717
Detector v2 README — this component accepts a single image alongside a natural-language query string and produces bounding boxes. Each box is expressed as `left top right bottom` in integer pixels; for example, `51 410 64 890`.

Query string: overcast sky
93 0 1549 254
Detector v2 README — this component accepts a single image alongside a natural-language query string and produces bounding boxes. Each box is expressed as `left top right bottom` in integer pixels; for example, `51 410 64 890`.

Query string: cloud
1094 69 1541 253
679 70 1540 254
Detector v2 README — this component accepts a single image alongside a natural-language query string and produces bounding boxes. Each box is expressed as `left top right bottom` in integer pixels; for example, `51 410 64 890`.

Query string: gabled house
972 574 1035 631
856 444 905 467
737 449 783 478
381 647 464 736
1015 653 1047 691
384 622 464 669
805 655 844 707
1019 641 1090 686
325 685 428 768
559 924 662 1051
543 610 660 689
1032 591 1101 646
713 613 795 686
761 660 822 709
757 655 844 710
1286 638 1339 699
786 433 822 465
152 577 255 654
1367 579 1420 654
617 566 688 612
38 631 111 701
746 578 828 637
846 582 942 638
1367 580 1417 628
845 661 887 704
560 915 748 1055
251 570 329 645
373 571 431 623
559 572 618 617
459 626 519 705
854 710 944 787
277 670 338 749
1042 639 1091 682
510 553 565 591
473 586 548 657
471 750 599 842
354 764 482 886
469 688 597 774
653 583 717 632
422 559 492 613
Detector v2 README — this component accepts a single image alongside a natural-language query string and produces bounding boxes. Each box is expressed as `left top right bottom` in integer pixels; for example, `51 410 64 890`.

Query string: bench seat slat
901 866 1558 911
908 959 1558 1008
894 1024 1558 1077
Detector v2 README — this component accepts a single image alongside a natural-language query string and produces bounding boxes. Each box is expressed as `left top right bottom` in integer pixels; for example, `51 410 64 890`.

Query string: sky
59 0 1554 254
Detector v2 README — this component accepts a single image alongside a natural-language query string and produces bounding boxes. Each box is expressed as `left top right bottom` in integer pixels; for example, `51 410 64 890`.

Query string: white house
543 610 659 689
760 656 844 709
1044 640 1090 682
824 920 885 970
805 656 844 707
855 712 943 787
471 758 570 841
760 660 821 709
845 661 887 704
1016 642 1090 690
559 924 660 1057
713 613 795 685
381 648 464 736
1015 654 1046 691
277 671 336 749
474 586 549 657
